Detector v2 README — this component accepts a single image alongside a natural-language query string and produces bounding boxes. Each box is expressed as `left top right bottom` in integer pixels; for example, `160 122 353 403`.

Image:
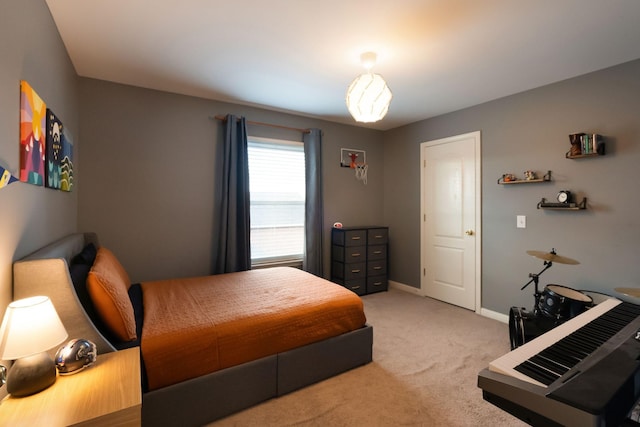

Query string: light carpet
210 288 528 426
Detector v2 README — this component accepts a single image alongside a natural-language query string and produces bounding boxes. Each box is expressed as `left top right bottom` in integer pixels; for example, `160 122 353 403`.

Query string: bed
12 233 373 426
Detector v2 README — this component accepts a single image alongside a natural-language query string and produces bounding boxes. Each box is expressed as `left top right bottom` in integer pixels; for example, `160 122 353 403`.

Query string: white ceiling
46 0 640 131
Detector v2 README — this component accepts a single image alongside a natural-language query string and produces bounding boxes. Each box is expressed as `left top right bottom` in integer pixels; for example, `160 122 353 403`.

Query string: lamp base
6 352 57 397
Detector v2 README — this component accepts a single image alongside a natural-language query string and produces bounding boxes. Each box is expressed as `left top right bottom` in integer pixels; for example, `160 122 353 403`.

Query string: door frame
420 131 482 313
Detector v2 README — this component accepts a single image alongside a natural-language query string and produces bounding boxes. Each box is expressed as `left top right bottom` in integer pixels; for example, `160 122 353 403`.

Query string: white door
421 131 481 312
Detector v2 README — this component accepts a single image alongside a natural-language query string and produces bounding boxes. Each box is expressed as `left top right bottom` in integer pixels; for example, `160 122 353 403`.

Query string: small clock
557 190 572 204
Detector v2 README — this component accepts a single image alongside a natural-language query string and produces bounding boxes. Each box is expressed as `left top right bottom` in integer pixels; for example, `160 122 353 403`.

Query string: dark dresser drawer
367 245 387 261
332 245 366 263
366 276 388 293
367 228 388 245
332 229 367 247
344 262 366 280
331 261 366 280
367 259 387 276
343 279 366 296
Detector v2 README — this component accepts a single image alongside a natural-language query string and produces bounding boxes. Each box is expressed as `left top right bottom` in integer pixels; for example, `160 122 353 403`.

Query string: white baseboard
480 308 509 324
389 280 423 295
388 280 509 324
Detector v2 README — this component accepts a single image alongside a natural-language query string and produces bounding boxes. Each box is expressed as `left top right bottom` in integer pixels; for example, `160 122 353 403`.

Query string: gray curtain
303 129 324 276
213 114 251 273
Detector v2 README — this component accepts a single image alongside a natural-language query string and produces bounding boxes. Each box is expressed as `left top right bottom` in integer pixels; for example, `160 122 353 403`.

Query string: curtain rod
213 115 311 134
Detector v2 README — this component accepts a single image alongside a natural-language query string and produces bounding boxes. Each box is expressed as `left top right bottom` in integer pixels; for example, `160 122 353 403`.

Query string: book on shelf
581 134 591 154
579 133 604 155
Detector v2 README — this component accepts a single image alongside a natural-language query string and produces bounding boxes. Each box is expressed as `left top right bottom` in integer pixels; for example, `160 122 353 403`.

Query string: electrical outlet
517 215 526 228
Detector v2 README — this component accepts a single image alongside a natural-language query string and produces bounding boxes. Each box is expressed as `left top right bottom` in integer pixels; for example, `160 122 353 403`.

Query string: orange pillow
87 247 137 342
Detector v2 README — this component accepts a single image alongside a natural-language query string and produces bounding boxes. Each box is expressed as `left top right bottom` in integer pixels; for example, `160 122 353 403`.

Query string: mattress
140 267 366 390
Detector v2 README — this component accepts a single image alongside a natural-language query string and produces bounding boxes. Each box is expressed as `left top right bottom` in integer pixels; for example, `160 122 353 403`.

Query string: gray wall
0 0 80 397
383 59 640 314
78 78 384 282
0 0 79 311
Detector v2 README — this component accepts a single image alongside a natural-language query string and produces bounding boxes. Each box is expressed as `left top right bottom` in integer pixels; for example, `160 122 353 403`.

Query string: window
248 137 305 267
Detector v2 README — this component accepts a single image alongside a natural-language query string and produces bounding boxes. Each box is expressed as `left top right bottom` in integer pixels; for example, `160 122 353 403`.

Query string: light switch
517 215 526 228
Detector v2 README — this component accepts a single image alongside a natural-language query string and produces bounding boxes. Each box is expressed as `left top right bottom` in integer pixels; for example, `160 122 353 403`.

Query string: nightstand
0 346 141 426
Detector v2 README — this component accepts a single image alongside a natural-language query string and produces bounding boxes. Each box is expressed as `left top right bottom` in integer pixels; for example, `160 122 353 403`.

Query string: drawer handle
351 236 361 240
374 235 383 239
373 282 382 286
351 269 361 273
351 286 361 290
373 266 382 270
351 253 361 257
373 250 382 255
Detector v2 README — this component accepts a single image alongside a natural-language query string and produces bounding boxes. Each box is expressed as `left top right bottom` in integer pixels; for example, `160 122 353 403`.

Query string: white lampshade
346 52 392 123
0 296 68 360
346 72 393 123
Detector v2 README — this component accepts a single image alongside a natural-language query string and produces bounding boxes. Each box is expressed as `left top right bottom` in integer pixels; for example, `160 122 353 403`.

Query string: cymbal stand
521 260 553 314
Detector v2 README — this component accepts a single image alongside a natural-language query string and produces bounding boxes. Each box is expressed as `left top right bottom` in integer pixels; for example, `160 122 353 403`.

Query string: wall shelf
497 170 552 185
537 197 587 210
566 133 605 158
566 151 604 159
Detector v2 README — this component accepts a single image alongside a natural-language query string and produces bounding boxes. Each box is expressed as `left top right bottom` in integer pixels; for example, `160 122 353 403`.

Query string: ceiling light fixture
345 52 393 123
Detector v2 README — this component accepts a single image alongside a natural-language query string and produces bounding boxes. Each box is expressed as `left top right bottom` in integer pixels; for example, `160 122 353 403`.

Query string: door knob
465 230 474 236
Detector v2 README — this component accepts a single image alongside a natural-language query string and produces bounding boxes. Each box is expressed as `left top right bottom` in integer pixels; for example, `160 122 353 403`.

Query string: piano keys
478 298 640 426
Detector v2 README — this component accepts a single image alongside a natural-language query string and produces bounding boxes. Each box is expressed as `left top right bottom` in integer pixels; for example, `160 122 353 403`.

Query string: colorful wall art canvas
60 128 74 192
46 109 63 189
20 81 46 186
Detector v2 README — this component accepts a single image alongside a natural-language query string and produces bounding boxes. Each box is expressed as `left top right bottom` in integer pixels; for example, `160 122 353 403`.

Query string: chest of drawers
331 226 388 295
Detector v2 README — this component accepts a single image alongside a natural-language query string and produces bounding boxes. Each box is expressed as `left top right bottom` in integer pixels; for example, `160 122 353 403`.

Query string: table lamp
0 296 68 397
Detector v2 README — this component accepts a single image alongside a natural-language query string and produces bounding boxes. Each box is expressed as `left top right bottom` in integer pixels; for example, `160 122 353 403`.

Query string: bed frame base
143 325 372 426
278 324 373 395
13 233 374 427
143 356 277 426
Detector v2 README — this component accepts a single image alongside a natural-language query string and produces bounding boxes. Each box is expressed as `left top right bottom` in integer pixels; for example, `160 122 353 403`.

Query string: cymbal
615 287 640 297
526 250 580 265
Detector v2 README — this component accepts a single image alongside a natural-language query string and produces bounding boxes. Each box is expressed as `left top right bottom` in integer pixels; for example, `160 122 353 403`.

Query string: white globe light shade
345 73 392 123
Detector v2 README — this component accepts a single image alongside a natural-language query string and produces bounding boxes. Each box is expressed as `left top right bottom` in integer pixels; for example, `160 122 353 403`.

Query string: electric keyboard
478 298 640 427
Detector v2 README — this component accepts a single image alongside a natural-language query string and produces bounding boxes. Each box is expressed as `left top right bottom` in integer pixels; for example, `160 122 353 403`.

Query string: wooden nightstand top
0 346 141 426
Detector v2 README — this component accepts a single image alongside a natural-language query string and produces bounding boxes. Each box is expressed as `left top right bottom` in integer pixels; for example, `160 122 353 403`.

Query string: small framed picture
340 148 366 168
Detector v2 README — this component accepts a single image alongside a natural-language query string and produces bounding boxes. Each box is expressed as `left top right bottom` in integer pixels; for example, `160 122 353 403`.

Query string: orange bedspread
140 267 367 390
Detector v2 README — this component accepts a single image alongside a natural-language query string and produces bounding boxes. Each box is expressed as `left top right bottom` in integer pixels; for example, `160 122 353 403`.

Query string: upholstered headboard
13 233 116 354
